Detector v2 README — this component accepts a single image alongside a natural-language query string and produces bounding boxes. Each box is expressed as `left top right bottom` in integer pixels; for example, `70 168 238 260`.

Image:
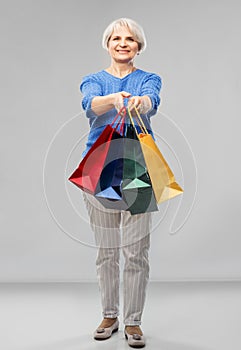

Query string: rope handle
127 106 148 136
111 106 126 134
133 106 148 134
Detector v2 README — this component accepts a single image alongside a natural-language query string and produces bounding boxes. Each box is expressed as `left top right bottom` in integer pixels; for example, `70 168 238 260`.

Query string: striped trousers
83 192 152 326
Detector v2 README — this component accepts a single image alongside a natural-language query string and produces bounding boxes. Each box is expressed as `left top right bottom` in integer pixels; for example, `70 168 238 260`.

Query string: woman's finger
128 96 141 110
121 91 131 98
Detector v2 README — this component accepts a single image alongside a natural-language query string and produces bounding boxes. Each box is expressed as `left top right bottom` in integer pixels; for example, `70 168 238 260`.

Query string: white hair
102 18 147 53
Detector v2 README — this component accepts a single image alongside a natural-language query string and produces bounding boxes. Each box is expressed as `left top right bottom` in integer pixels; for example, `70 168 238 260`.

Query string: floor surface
1 282 240 350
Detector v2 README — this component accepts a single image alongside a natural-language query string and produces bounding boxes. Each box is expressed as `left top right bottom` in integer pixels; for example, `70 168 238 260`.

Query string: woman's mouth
117 50 130 53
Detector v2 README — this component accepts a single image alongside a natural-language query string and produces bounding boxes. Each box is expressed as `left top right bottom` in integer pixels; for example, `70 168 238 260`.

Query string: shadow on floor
20 332 213 350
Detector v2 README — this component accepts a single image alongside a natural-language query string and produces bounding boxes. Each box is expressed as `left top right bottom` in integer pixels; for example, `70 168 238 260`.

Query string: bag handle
111 106 126 134
133 106 148 134
111 106 126 126
127 106 148 136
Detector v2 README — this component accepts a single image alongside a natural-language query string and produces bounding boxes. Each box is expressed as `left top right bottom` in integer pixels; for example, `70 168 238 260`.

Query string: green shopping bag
121 121 158 215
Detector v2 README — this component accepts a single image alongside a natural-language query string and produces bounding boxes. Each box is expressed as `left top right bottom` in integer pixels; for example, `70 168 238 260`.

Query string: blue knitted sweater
80 69 162 157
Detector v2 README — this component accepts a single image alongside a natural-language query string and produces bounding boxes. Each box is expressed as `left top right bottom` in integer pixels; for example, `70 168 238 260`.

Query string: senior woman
80 18 162 348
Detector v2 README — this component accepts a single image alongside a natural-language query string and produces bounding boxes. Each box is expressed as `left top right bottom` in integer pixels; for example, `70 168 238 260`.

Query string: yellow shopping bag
128 107 183 204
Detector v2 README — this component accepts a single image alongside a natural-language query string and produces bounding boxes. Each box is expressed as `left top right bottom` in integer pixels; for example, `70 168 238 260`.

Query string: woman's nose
119 39 127 47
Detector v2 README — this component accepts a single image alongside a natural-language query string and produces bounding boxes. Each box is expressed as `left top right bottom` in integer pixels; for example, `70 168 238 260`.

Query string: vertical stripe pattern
83 192 152 324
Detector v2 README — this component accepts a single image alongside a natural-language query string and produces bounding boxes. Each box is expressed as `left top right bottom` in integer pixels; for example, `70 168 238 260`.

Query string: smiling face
107 25 139 64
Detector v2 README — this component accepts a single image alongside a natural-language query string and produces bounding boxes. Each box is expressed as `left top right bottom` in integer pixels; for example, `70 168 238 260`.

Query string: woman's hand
111 91 131 112
128 96 142 111
91 93 151 116
91 91 131 116
128 95 152 114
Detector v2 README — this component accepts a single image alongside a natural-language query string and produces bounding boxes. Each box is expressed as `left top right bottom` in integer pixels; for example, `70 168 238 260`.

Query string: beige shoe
94 318 119 340
124 326 145 348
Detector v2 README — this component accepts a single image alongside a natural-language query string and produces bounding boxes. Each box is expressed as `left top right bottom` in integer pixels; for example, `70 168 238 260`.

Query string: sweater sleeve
140 73 162 115
80 74 103 111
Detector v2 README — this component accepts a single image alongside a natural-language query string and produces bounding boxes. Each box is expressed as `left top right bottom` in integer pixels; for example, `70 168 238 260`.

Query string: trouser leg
96 246 120 318
83 192 121 318
121 211 152 325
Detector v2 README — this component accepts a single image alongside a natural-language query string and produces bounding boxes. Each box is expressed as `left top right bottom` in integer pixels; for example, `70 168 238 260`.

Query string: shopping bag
128 107 183 203
121 121 158 215
94 120 128 210
68 108 126 194
95 117 158 214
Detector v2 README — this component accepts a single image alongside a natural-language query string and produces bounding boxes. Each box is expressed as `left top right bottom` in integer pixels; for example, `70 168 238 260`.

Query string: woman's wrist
91 95 115 115
139 96 152 113
108 93 118 107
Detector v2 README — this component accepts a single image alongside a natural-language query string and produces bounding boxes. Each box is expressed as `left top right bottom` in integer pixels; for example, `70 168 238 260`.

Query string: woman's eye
111 37 135 41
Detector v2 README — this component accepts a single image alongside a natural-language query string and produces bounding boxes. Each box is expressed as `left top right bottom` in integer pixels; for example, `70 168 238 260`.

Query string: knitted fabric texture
80 69 162 157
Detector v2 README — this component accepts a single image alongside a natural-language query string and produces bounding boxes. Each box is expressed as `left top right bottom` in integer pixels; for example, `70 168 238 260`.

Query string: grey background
1 0 241 282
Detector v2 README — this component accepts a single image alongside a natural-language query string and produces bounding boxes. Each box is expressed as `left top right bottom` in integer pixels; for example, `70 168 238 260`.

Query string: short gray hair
102 18 147 53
